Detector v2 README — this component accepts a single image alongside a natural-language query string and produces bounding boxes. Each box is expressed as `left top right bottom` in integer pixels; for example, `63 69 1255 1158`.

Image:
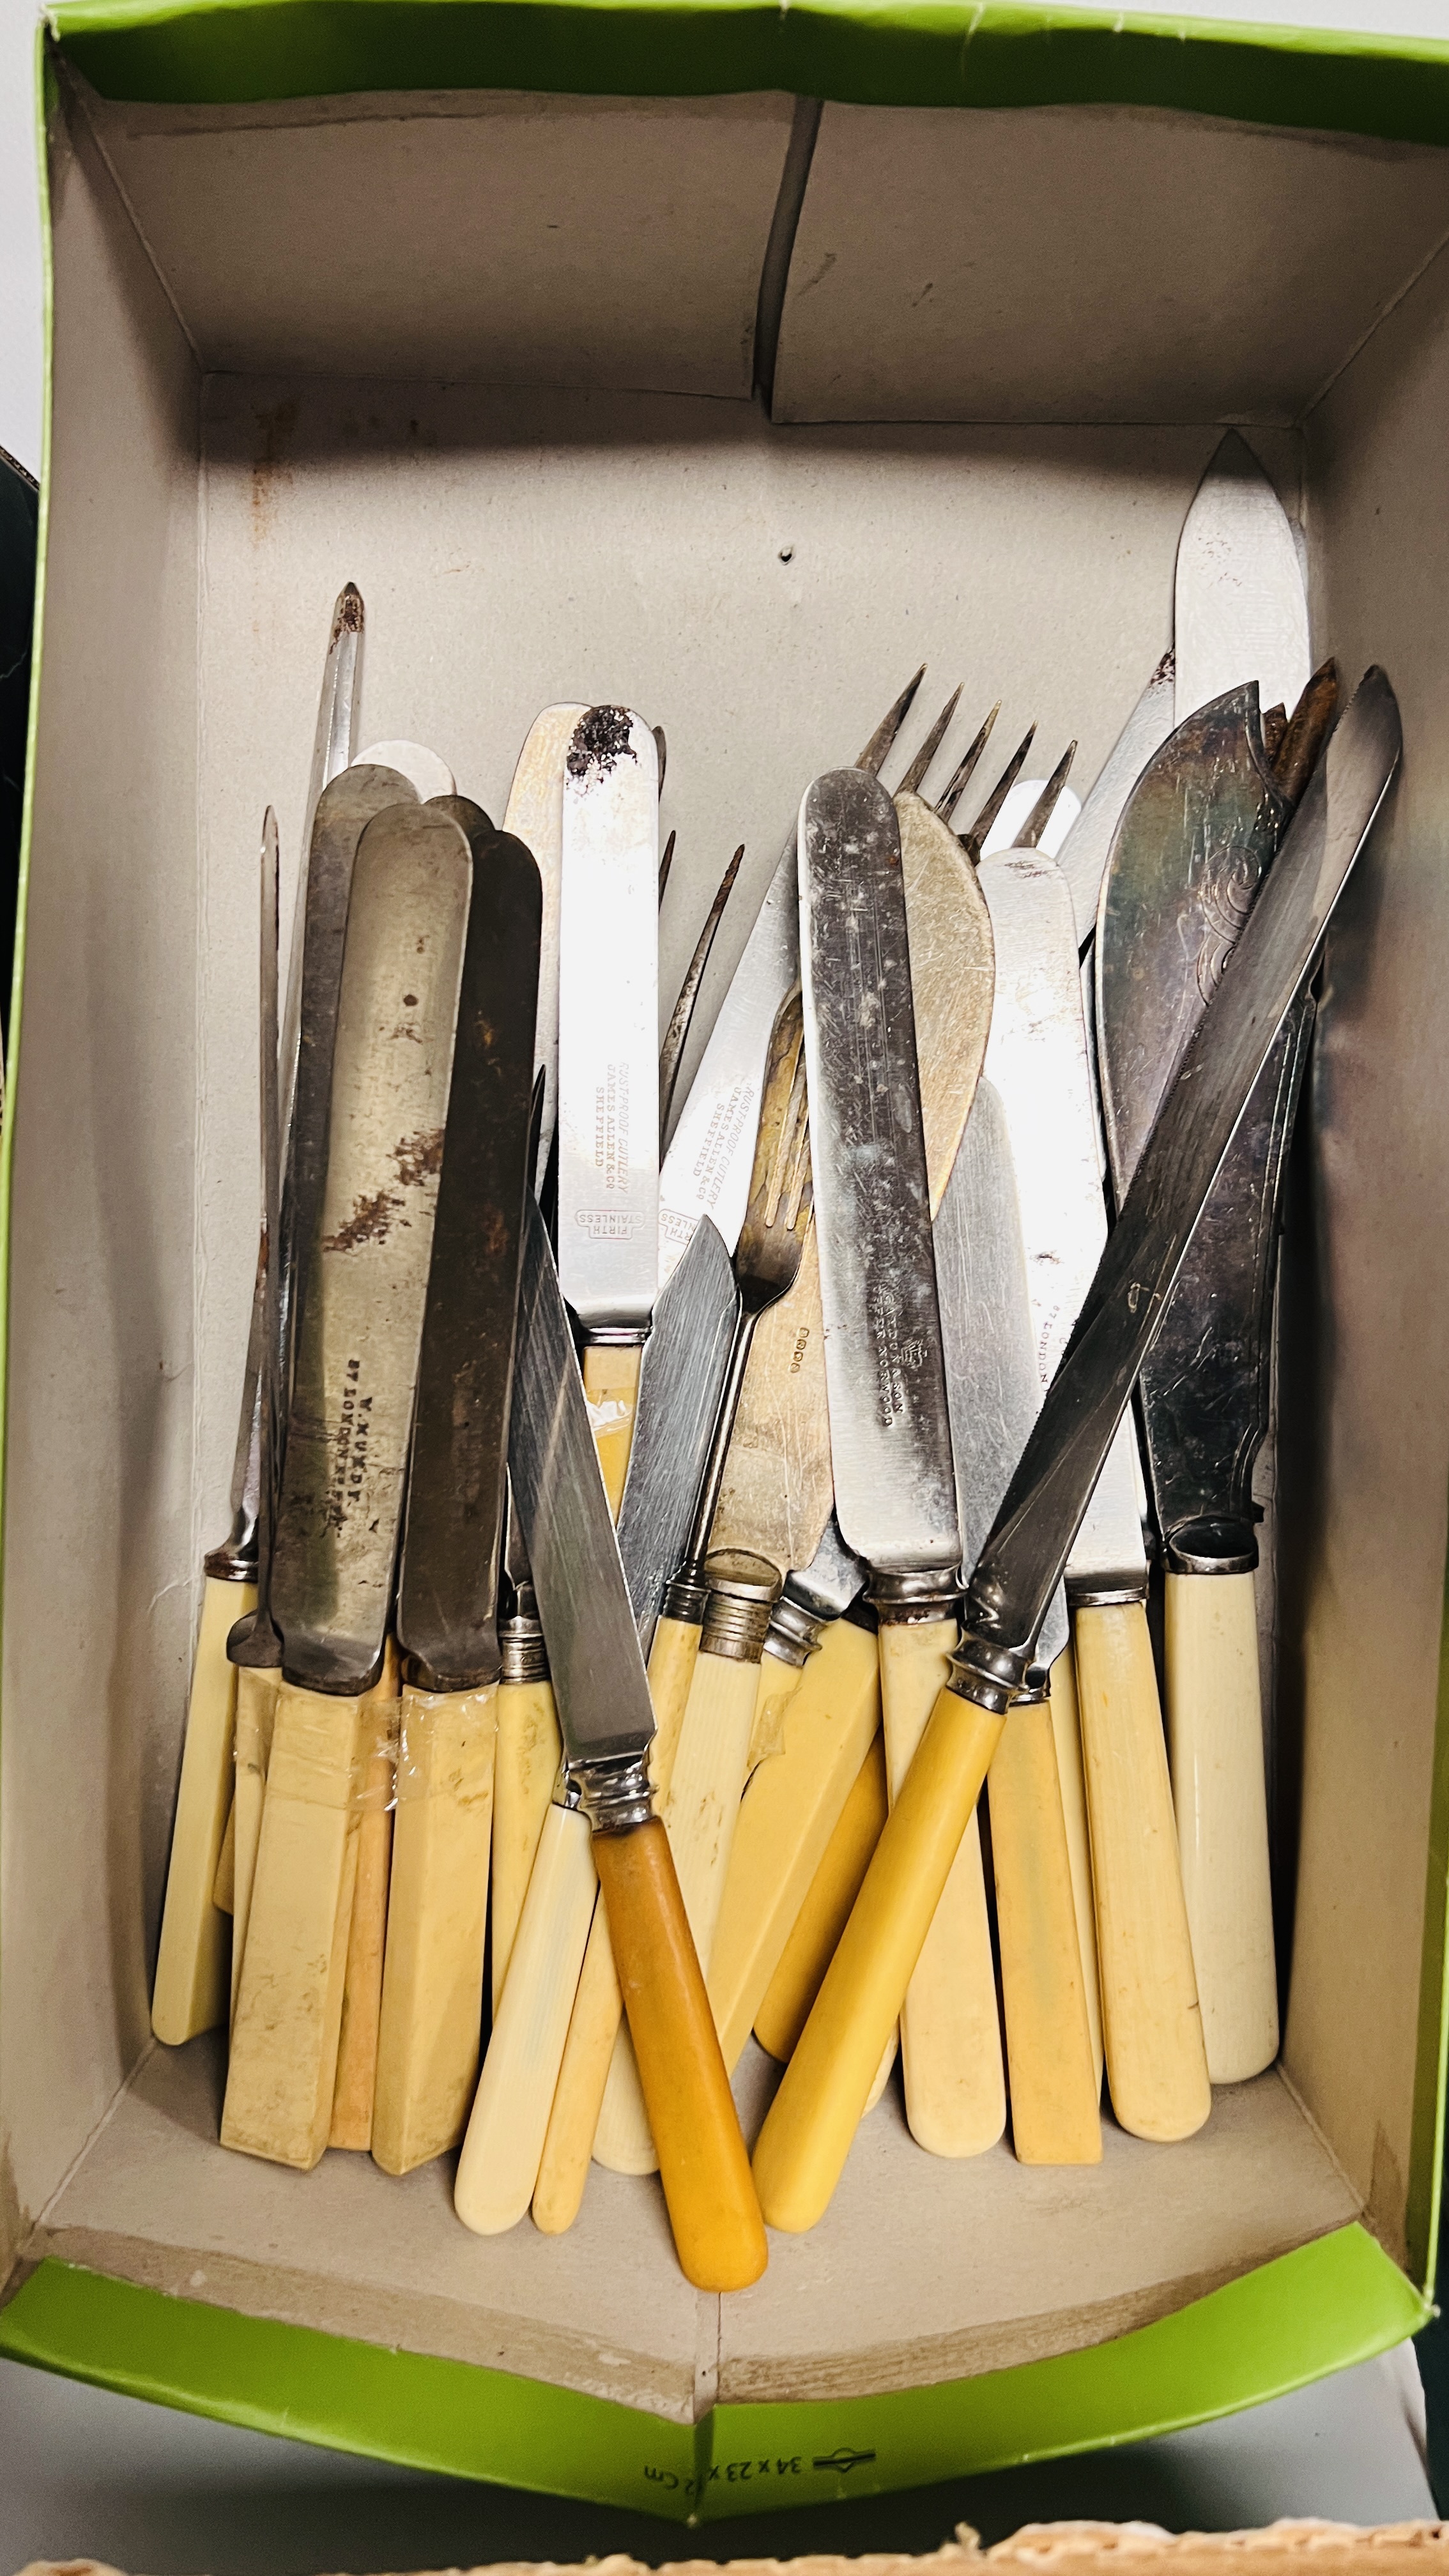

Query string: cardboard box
4 0 1449 2524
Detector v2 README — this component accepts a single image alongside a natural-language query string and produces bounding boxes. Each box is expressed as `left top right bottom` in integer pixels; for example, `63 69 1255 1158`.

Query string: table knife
352 740 455 801
370 810 541 2176
1175 433 1310 728
557 708 659 1514
457 1200 767 2292
503 703 586 1192
222 802 470 2170
751 665 1399 2233
935 1078 1098 2164
1055 651 1176 949
153 585 364 2046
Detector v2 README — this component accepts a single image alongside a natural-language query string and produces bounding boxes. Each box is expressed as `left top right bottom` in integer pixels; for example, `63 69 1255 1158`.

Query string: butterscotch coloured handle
755 1727 887 2063
151 1574 254 2045
1165 1570 1278 2083
594 1818 766 2292
752 1685 1004 2234
581 1342 642 1520
987 1699 1101 2165
1075 1600 1211 2142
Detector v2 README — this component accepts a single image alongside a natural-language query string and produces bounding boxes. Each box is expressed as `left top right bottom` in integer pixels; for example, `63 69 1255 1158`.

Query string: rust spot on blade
394 1127 445 1191
323 1129 445 1253
334 583 364 638
566 705 634 779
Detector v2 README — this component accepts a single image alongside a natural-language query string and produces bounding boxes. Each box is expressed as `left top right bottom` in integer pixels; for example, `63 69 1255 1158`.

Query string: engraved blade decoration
1174 433 1310 730
799 769 959 1579
510 1197 657 1767
557 709 660 1331
960 668 1400 1686
977 847 1146 1598
271 805 470 1692
503 702 586 1192
935 1079 1068 1673
397 821 543 1691
1055 651 1176 948
617 1215 740 1655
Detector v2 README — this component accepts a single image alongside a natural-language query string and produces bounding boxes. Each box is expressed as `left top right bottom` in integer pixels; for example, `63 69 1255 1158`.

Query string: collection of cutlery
152 435 1401 2294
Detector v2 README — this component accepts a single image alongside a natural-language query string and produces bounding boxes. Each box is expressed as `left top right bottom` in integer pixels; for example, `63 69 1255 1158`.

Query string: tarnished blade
958 667 1400 1691
1175 432 1310 730
272 804 470 1695
657 672 926 1288
1056 652 1176 946
503 702 586 1192
510 1197 657 1769
557 707 660 1333
617 1216 739 1657
935 1079 1068 1673
800 769 959 1581
397 811 542 1692
286 583 365 1139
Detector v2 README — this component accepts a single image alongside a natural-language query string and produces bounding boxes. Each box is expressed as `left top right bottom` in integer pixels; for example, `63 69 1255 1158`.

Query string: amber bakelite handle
594 1818 767 2292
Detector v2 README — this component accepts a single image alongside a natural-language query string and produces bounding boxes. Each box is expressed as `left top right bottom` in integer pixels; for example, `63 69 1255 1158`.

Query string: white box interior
4 59 1449 2421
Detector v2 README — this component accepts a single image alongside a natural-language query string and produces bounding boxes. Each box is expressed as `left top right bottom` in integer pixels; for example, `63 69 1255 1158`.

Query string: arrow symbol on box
813 2448 877 2475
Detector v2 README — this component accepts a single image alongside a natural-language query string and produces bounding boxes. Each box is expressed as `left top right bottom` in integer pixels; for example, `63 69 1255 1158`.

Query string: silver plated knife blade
1175 433 1310 730
504 703 586 1191
1056 651 1176 947
557 709 659 1335
617 1215 739 1653
799 769 958 1586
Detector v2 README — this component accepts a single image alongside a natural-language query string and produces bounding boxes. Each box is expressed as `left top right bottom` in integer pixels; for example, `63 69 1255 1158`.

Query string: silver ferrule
700 1550 782 1664
573 1749 655 1836
947 1629 1031 1717
661 1565 710 1627
762 1593 827 1668
870 1567 962 1627
1013 1668 1051 1708
581 1322 651 1349
204 1522 260 1585
1165 1516 1259 1578
1065 1575 1149 1609
500 1616 550 1685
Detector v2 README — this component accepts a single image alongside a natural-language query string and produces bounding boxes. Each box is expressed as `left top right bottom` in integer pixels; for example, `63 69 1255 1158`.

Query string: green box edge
10 0 1449 2515
0 2230 1429 2522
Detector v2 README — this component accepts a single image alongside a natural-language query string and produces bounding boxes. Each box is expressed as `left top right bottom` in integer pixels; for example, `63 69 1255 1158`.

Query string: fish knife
936 1078 1098 2163
1096 682 1298 2084
369 809 542 2177
1175 433 1310 729
1055 651 1176 949
458 1199 767 2292
557 707 660 1514
751 666 1400 2232
222 801 471 2171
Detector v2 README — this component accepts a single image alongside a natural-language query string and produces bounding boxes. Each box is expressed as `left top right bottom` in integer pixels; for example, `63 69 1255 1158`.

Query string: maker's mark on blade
567 706 636 779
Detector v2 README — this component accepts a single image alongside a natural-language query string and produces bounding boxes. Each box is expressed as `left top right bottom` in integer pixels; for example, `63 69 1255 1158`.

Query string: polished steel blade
510 1197 656 1767
283 586 366 1144
557 709 659 1332
784 1514 866 1622
504 703 586 1191
397 816 542 1690
272 805 470 1692
1175 433 1310 728
1055 652 1176 946
958 668 1400 1693
979 847 1147 1595
800 769 959 1581
617 1215 739 1654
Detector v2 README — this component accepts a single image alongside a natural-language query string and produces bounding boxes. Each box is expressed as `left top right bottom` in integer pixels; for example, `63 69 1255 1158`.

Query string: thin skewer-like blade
659 845 746 1142
934 702 1000 822
894 685 962 797
857 666 926 776
960 723 1036 862
1016 741 1078 851
653 726 668 795
658 827 677 905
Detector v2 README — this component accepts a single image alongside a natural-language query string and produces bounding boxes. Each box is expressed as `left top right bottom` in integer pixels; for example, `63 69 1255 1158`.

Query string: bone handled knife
558 709 659 1514
370 811 542 2177
459 1199 767 2292
504 703 586 1193
976 839 1198 2145
221 802 470 2172
751 666 1400 2235
936 1078 1098 2165
1175 433 1310 729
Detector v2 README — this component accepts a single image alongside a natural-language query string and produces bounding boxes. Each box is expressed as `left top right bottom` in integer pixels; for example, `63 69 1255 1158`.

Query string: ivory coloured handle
594 1818 767 2292
228 1664 280 2028
454 1801 597 2234
371 1678 497 2174
1165 1569 1278 2083
752 1685 1004 2232
880 1621 1004 2158
712 1618 881 2071
755 1728 887 2062
491 1675 561 2012
581 1342 641 1521
987 1700 1101 2164
531 1613 700 2232
151 1575 254 2044
221 1683 367 2170
747 1650 808 1777
213 1798 237 1913
331 1646 401 2150
1075 1600 1211 2142
1048 1644 1103 2086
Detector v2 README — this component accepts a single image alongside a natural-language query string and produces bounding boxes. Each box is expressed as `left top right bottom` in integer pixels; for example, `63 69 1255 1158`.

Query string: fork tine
934 702 1000 822
960 722 1036 863
894 684 963 798
1016 741 1077 851
658 843 745 1142
855 665 926 776
657 827 677 906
